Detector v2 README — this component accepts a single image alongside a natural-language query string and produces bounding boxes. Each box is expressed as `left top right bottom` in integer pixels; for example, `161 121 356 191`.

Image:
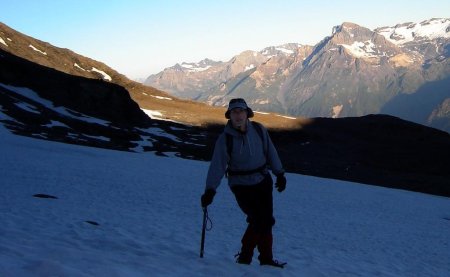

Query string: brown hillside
0 22 303 128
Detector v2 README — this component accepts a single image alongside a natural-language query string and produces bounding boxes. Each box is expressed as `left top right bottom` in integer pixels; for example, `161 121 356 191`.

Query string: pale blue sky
1 0 449 78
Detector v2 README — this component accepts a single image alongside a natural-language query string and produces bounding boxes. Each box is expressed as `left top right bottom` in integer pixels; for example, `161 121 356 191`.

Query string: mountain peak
260 43 301 57
341 22 361 28
332 22 362 35
330 22 374 48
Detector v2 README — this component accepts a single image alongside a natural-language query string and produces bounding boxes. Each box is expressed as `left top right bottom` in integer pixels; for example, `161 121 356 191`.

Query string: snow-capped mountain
144 18 450 133
144 48 279 100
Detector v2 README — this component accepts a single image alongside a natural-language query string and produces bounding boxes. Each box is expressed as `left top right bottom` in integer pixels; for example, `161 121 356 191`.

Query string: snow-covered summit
260 43 301 57
376 18 450 45
177 58 222 72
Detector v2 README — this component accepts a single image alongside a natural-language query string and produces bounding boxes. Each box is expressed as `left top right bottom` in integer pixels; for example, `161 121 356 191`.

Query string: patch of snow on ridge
276 114 296 119
74 63 86 71
0 36 8 46
151 95 172 101
140 108 180 124
275 47 294 54
90 67 112 81
338 40 379 58
377 18 450 45
244 64 255 71
181 62 211 72
142 109 163 119
254 99 269 105
29 44 47 55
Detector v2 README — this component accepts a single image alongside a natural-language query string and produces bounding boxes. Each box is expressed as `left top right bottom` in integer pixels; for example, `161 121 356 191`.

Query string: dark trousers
231 174 275 263
231 174 275 233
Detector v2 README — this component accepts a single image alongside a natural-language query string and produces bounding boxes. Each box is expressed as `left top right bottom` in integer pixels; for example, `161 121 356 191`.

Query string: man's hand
275 174 286 192
201 189 216 207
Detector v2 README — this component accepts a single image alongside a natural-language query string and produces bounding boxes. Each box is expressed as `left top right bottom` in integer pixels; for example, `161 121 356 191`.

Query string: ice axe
200 207 211 258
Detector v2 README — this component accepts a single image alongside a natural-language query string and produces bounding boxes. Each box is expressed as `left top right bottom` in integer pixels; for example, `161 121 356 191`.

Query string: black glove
275 174 286 192
201 189 216 207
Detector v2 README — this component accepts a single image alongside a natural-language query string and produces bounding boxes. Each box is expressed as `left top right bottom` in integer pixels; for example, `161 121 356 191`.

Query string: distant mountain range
144 18 450 133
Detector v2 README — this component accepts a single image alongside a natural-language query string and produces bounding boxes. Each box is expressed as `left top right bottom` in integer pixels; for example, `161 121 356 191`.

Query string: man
201 98 287 268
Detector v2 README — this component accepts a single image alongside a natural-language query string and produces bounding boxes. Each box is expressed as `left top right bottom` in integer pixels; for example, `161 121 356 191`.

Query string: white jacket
205 120 284 191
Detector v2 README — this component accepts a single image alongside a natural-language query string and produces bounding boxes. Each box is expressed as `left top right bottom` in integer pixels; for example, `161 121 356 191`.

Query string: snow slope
1 123 450 276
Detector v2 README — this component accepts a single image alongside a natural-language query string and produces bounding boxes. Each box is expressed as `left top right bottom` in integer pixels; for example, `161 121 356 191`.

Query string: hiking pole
200 207 207 258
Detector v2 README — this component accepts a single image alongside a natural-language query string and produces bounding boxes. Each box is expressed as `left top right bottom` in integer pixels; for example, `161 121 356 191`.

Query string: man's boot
257 232 286 268
236 225 258 264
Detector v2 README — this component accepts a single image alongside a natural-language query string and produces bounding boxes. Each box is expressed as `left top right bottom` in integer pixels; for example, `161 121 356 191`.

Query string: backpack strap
226 132 233 159
251 121 267 160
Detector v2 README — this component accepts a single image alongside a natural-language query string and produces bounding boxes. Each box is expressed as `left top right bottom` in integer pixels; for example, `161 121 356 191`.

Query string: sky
1 104 450 276
1 0 450 79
